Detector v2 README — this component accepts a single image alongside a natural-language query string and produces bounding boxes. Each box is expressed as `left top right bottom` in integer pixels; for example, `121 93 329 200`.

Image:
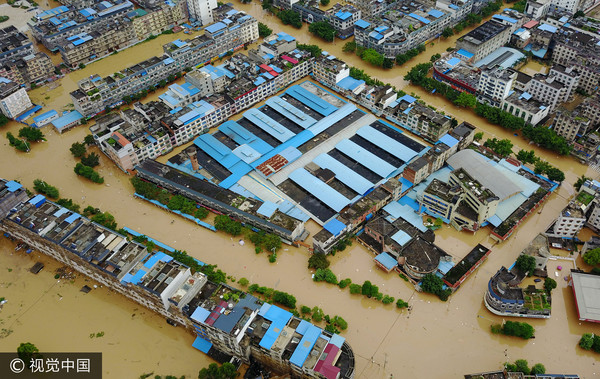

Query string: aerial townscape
2 0 600 376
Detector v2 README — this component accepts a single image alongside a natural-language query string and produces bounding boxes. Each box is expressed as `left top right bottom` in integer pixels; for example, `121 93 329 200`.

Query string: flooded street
2 2 600 377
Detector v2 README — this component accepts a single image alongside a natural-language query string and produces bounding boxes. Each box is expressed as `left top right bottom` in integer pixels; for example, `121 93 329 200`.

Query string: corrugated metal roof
289 168 350 212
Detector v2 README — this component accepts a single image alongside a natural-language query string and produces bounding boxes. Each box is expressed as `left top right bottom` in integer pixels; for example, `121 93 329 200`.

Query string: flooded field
2 2 600 377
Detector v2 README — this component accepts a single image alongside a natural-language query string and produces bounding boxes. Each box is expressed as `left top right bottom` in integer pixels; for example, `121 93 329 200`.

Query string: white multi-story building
187 0 218 25
524 73 566 112
0 78 32 118
477 66 517 105
548 203 586 238
501 90 550 126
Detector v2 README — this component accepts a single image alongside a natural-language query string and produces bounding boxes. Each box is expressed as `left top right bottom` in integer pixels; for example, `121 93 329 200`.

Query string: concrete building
570 271 600 323
0 26 34 67
477 66 517 105
553 106 591 142
547 202 586 238
327 4 361 39
312 54 350 86
456 20 511 62
0 52 55 87
0 77 32 119
523 73 567 112
31 1 136 52
347 0 387 18
354 0 455 58
58 17 137 68
71 7 259 117
552 28 600 95
128 1 186 40
581 95 600 128
0 179 29 217
501 89 550 126
525 0 551 19
436 0 473 22
549 63 580 101
187 0 218 25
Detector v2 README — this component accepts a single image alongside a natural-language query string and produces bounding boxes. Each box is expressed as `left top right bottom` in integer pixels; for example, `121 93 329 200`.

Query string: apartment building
553 106 591 142
0 26 34 67
71 8 258 117
549 63 580 101
501 89 550 126
525 0 551 19
58 17 137 68
347 0 387 18
524 73 567 112
477 66 517 105
327 4 361 39
581 95 600 127
547 202 586 238
456 20 511 62
0 78 32 119
31 1 135 52
187 0 218 25
354 0 453 58
435 0 473 21
552 28 600 95
129 1 186 40
312 54 350 86
0 52 54 87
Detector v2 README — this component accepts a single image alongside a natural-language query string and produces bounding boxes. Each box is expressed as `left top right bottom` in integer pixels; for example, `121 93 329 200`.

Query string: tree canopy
484 138 513 158
258 22 272 38
308 21 336 42
515 255 536 275
18 127 45 142
198 362 238 379
584 248 600 266
70 142 87 157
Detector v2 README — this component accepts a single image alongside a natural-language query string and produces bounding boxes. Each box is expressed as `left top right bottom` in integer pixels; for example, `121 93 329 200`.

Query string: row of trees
404 63 572 156
33 179 59 198
516 149 565 182
74 163 104 183
247 283 297 308
277 9 302 29
491 320 535 339
395 44 426 66
505 359 546 375
7 126 47 152
483 138 514 158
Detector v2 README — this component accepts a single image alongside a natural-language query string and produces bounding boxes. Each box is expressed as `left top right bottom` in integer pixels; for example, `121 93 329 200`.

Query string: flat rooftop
571 271 600 322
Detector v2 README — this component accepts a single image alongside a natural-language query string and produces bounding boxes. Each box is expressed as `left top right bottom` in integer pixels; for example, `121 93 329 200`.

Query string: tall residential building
187 0 218 25
524 73 567 112
552 28 600 95
0 52 55 87
456 20 511 62
0 77 32 118
0 26 34 67
547 202 586 238
477 66 517 105
553 106 591 142
128 1 187 40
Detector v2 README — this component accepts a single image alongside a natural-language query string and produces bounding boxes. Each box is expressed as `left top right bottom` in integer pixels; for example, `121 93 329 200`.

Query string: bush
33 179 59 198
238 277 249 287
81 152 100 167
493 321 535 339
338 278 351 289
70 142 86 157
579 333 594 350
74 163 104 183
313 268 338 284
272 290 296 308
301 305 311 314
308 253 330 270
311 306 324 322
396 299 408 309
382 295 395 304
349 284 361 294
258 22 272 38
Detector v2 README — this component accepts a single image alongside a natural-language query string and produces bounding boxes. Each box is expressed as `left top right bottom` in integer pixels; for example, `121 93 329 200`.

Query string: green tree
544 277 557 292
308 253 330 270
453 92 477 108
349 283 361 294
297 44 321 58
501 321 535 339
338 278 351 288
258 22 272 38
278 10 302 29
313 268 338 284
320 0 330 5
430 53 441 62
441 27 454 38
84 134 95 146
574 10 585 17
420 273 444 295
311 306 324 322
531 363 546 375
396 299 409 308
309 21 336 41
484 138 513 157
237 277 249 287
198 362 238 379
579 333 594 350
33 179 59 198
515 255 536 275
534 160 551 175
195 207 209 219
74 163 104 183
583 248 600 266
361 49 385 67
301 305 311 314
17 342 39 368
514 359 530 374
70 142 87 157
516 149 536 164
546 167 565 183
474 132 483 141
18 127 45 142
0 113 9 127
91 211 117 230
343 41 357 53
575 175 590 191
81 152 100 167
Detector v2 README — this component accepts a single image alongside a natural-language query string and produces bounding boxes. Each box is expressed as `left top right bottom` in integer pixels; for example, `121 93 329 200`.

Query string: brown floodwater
2 3 600 377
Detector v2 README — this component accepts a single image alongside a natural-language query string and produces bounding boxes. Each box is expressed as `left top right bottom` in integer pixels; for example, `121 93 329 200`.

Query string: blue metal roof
290 323 322 367
33 109 58 123
439 133 458 147
257 201 278 218
28 194 46 208
399 94 417 104
323 218 346 236
277 32 295 42
191 306 210 323
329 334 345 348
446 57 461 67
538 23 557 33
408 13 430 24
232 144 262 164
289 168 350 212
5 180 22 193
391 230 411 246
356 126 418 163
520 92 532 100
428 9 444 18
456 49 474 59
355 19 370 29
337 76 365 91
493 14 517 23
172 39 187 48
254 77 266 86
65 213 80 224
383 202 427 232
259 305 292 350
374 25 388 32
219 121 272 154
195 134 240 169
244 109 295 142
51 111 83 131
192 336 212 353
336 139 396 178
306 103 355 137
375 253 397 271
313 153 373 195
335 11 352 20
285 85 338 116
487 214 503 227
266 97 316 129
205 22 227 34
